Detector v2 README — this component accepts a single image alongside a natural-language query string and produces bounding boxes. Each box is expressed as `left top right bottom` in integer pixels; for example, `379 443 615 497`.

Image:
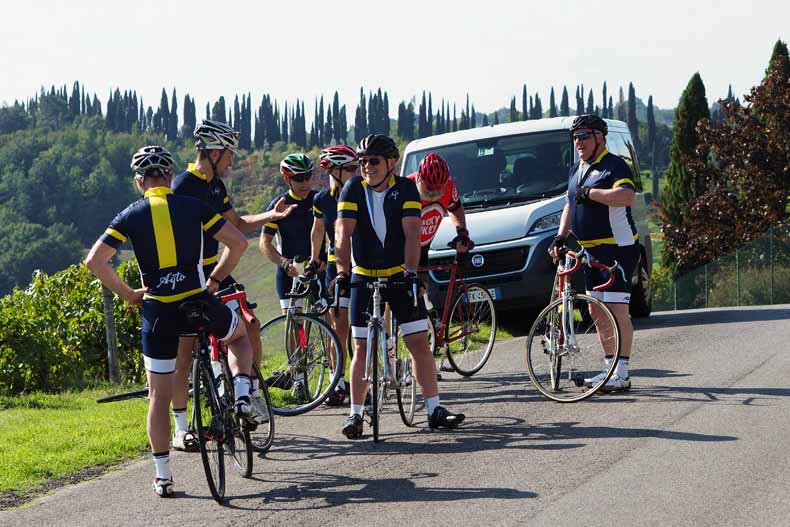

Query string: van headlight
527 211 562 235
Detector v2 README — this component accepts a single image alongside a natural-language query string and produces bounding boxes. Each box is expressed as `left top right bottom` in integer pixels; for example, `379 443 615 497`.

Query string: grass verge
0 387 149 499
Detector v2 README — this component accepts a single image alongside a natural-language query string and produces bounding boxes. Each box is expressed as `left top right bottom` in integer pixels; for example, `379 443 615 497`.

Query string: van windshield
402 131 574 208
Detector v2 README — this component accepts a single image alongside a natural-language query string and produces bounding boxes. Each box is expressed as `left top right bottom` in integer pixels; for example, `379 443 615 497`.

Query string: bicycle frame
418 259 478 350
364 279 394 386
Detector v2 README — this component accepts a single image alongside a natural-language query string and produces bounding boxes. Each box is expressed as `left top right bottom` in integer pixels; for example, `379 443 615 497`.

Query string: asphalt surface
3 305 790 526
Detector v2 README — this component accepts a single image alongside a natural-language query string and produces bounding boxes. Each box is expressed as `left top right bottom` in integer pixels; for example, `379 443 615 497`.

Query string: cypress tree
549 87 557 118
281 102 289 144
627 82 640 151
318 96 324 146
617 87 626 121
510 96 518 122
383 91 390 136
418 91 427 138
533 94 543 119
325 106 334 144
333 91 342 140
483 113 490 126
471 104 476 128
560 86 569 116
452 104 457 132
662 72 710 229
602 82 608 117
767 38 790 76
586 89 594 114
159 88 170 134
339 104 348 143
608 96 613 119
169 88 178 142
646 95 656 161
493 110 499 125
427 93 433 135
522 84 528 121
575 86 584 116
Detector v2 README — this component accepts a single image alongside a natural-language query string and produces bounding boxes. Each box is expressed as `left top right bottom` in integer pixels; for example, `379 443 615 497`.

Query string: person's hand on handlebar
304 259 321 278
329 271 350 298
450 227 474 253
548 234 567 263
281 258 299 278
403 271 425 299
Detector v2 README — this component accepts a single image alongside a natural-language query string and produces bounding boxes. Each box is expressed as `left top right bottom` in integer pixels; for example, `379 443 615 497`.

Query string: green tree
627 83 640 152
646 95 656 163
549 87 557 118
660 72 710 254
509 96 518 122
560 86 570 116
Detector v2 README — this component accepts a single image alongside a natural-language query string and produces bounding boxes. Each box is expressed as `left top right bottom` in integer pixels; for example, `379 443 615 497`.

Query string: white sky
2 0 786 123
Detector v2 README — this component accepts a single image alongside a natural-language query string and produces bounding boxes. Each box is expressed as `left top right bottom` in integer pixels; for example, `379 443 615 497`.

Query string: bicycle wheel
249 362 276 453
258 313 342 416
445 283 497 376
395 323 418 426
369 322 382 443
95 386 148 403
192 358 226 502
219 361 253 478
526 293 621 402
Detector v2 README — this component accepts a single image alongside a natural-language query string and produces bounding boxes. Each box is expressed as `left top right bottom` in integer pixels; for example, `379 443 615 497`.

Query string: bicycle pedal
439 365 454 372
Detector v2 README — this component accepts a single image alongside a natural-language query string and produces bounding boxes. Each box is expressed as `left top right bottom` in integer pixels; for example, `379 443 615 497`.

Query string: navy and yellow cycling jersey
171 163 233 267
567 149 638 248
313 187 340 262
263 189 316 260
337 175 422 277
100 187 226 302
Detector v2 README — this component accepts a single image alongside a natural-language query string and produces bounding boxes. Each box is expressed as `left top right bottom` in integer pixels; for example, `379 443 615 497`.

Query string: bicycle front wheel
369 323 382 443
249 363 276 453
258 313 342 416
445 284 497 376
192 359 226 502
219 363 253 478
526 293 621 402
395 323 418 426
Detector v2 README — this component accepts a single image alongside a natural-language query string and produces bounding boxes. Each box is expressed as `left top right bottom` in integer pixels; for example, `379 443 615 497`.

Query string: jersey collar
361 174 396 190
187 162 208 181
288 189 304 201
586 148 609 166
144 186 174 198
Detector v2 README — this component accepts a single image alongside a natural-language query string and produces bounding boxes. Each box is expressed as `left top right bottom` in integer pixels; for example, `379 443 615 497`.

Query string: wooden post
102 286 120 383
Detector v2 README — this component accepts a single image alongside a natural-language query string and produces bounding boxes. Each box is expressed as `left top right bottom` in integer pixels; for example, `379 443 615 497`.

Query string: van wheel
629 253 651 318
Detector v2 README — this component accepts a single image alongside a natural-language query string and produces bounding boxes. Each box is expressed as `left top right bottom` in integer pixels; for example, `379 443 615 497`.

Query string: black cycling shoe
428 406 465 430
342 414 364 439
265 370 293 390
325 385 347 407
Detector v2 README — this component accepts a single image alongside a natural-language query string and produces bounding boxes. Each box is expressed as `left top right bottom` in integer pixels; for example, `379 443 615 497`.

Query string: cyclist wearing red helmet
309 144 359 405
406 152 473 266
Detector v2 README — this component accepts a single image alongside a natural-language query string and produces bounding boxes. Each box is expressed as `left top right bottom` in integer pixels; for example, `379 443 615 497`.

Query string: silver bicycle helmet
194 119 240 153
130 145 176 177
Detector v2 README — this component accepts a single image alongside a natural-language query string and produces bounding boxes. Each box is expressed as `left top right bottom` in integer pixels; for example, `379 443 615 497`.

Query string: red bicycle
421 252 497 377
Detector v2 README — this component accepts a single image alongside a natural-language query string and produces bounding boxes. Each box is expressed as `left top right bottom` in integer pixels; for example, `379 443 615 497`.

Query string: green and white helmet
279 153 314 177
130 145 175 177
194 119 240 154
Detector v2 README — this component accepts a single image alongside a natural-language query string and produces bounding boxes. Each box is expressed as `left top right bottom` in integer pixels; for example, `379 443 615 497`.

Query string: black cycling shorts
349 272 428 339
141 291 237 374
582 244 639 305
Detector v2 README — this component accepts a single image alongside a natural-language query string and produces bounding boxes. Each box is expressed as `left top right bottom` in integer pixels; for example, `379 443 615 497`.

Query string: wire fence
653 223 790 311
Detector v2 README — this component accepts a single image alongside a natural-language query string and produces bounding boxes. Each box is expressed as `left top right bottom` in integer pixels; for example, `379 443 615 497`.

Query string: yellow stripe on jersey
264 222 279 230
403 201 422 210
338 201 358 211
313 205 322 214
353 264 405 277
579 233 639 248
148 193 178 268
203 214 222 231
105 228 127 243
144 287 204 303
202 255 218 266
612 178 634 188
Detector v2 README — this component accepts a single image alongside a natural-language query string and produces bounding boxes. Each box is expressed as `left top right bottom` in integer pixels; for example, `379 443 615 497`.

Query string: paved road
4 305 790 526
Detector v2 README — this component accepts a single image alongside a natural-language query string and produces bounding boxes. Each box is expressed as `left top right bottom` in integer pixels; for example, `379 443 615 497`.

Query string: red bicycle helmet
319 144 358 170
418 152 450 190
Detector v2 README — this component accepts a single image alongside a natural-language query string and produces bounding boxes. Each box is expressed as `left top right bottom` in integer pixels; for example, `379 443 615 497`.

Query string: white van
400 116 652 317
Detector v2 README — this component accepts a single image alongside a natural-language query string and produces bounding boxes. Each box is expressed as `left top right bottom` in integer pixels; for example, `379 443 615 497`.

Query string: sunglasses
573 132 595 141
359 157 383 166
342 165 359 172
290 173 313 182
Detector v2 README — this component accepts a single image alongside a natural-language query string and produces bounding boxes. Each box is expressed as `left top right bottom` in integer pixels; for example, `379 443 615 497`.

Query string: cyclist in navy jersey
334 134 466 439
169 120 294 450
309 145 359 405
549 114 638 393
85 146 253 498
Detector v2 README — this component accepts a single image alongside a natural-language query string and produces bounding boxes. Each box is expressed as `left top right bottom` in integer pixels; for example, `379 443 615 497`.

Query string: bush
0 260 144 395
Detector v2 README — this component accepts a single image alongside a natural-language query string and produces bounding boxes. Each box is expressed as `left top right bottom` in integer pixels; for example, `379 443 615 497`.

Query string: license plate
469 288 498 302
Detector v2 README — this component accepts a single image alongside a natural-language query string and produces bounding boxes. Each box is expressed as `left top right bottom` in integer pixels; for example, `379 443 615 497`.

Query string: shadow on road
634 307 790 330
226 469 537 511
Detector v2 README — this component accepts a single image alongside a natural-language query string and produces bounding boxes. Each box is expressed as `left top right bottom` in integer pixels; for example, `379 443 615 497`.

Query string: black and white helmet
194 119 240 153
130 145 176 177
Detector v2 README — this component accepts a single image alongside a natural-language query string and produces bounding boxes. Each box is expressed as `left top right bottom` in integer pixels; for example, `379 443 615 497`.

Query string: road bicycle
257 257 342 416
337 278 419 442
525 249 623 402
422 250 497 377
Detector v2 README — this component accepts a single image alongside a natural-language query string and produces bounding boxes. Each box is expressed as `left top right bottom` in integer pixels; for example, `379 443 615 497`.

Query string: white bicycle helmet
194 119 240 153
130 145 176 176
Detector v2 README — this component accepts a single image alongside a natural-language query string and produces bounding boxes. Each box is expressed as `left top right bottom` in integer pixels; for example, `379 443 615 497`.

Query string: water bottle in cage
212 360 225 397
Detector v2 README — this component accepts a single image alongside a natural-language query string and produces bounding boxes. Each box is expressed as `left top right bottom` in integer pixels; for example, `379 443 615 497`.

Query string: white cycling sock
152 451 171 480
172 408 188 434
351 404 364 417
251 377 260 396
337 376 346 390
615 358 630 378
425 396 440 417
233 374 251 400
